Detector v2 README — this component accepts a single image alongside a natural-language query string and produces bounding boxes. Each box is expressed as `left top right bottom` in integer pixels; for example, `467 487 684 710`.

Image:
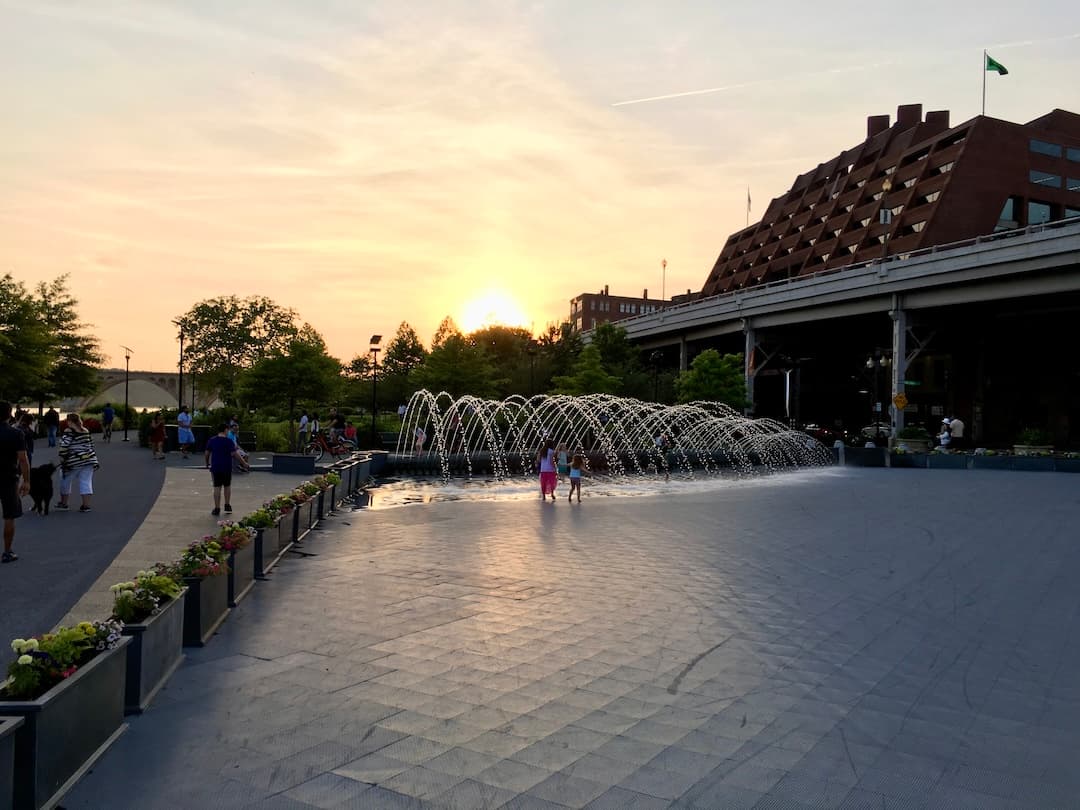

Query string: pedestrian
397 403 407 422
414 425 426 454
226 422 250 470
297 410 310 450
176 405 194 458
331 411 346 442
149 412 167 459
0 401 30 563
101 402 115 442
537 438 557 501
937 419 952 449
556 442 569 483
344 421 357 442
43 407 60 448
568 453 585 503
57 413 99 513
204 423 246 516
309 413 320 443
948 415 966 450
18 414 35 467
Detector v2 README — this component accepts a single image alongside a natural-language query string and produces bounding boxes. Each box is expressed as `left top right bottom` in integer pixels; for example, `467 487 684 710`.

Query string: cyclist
101 403 115 443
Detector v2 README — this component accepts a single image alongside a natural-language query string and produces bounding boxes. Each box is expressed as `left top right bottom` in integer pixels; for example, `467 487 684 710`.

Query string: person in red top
343 422 357 442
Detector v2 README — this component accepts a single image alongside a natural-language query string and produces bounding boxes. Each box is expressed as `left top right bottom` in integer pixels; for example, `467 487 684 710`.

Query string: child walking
568 453 584 503
556 442 569 483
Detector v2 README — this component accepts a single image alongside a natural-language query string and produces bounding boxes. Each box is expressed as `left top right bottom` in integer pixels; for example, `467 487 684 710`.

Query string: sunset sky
3 1 1077 371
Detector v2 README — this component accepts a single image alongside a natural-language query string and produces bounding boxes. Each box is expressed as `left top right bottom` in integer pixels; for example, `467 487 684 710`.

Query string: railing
616 215 1080 328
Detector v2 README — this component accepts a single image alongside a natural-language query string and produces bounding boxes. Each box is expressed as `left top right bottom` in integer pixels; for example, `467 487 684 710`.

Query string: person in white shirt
947 416 965 449
297 411 310 450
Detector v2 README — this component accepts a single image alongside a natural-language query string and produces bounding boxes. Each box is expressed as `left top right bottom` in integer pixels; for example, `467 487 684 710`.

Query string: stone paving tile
60 470 1080 809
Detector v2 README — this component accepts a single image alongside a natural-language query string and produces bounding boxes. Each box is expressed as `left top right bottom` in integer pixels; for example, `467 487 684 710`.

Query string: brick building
569 286 667 332
701 105 1080 296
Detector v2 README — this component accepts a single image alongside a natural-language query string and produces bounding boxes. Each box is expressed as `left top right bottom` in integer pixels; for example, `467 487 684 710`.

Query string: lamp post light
880 177 894 262
121 345 134 442
866 351 892 436
171 319 184 412
369 334 382 447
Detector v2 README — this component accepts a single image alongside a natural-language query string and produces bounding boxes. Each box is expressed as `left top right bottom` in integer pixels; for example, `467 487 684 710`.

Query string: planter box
1054 458 1080 473
316 489 326 522
271 454 316 475
228 542 256 607
182 575 230 647
1013 444 1053 457
892 438 931 453
252 527 272 577
0 637 130 810
0 716 24 810
1011 456 1055 472
971 455 1011 470
889 453 927 468
278 511 294 550
294 500 314 543
927 453 969 469
121 589 186 714
843 447 887 467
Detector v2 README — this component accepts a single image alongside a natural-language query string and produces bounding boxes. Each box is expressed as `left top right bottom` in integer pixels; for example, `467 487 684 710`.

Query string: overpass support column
890 302 907 436
743 321 756 417
679 336 688 372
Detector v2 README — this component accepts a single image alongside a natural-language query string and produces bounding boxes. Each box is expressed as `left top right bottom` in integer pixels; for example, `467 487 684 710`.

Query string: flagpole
982 49 986 117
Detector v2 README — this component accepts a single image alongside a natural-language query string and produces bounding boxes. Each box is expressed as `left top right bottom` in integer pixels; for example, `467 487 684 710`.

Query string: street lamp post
369 334 382 447
121 345 134 442
866 351 892 437
171 320 184 412
880 177 894 262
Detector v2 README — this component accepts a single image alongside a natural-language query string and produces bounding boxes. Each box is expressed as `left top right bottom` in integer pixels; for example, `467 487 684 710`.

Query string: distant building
570 286 668 332
701 104 1080 296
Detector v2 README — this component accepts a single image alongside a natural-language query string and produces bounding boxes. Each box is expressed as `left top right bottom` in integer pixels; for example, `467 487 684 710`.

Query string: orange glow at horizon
458 289 531 334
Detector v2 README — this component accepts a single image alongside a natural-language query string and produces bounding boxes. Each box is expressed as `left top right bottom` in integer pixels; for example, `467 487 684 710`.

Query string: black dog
28 463 56 516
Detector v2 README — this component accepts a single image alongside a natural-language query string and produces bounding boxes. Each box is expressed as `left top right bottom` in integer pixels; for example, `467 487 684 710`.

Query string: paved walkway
0 439 314 657
63 467 1080 809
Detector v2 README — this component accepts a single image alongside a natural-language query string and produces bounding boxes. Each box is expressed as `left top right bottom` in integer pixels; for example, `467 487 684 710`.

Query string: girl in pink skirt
537 439 557 501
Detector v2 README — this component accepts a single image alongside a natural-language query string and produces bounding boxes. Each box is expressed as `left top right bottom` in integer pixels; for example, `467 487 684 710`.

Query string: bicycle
303 431 357 462
102 421 113 443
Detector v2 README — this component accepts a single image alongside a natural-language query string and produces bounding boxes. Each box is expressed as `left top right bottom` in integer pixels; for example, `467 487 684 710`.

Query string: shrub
897 426 931 440
239 507 277 529
110 567 183 624
214 521 255 552
174 538 228 579
81 417 103 434
5 621 124 700
1016 427 1051 446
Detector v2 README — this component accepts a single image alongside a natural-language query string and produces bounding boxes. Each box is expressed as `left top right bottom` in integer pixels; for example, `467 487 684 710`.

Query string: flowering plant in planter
174 538 227 579
215 520 255 552
300 481 321 497
240 506 276 529
5 620 124 700
268 494 295 514
312 475 329 490
325 471 341 486
110 567 183 624
290 487 312 504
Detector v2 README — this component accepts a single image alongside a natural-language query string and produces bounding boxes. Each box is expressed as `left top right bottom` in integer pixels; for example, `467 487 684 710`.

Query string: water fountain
389 390 832 483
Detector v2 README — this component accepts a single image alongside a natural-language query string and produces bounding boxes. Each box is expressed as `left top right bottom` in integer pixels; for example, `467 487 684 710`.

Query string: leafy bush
81 417 103 434
1016 427 1051 446
110 567 183 624
239 507 277 529
897 426 931 440
6 621 124 700
174 538 228 579
249 421 290 452
214 521 255 552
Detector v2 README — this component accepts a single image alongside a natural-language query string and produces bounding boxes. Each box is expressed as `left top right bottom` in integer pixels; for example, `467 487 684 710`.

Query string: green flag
985 54 1009 75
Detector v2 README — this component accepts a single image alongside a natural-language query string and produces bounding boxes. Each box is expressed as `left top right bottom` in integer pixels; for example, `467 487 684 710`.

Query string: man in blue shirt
204 423 245 516
101 403 115 442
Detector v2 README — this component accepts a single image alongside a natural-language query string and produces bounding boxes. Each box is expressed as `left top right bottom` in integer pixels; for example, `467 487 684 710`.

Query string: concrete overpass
617 217 1080 440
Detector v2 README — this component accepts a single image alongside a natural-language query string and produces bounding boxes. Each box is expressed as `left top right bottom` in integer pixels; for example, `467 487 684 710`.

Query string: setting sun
458 290 531 334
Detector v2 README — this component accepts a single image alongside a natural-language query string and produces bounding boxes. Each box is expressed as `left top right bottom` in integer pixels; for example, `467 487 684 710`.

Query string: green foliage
467 325 534 399
249 421 290 452
897 426 931 440
236 338 342 418
413 333 500 398
1016 426 1051 446
0 273 101 403
382 322 427 377
239 507 277 529
675 350 747 408
550 344 622 395
6 621 124 700
174 538 228 579
175 296 311 403
110 568 183 624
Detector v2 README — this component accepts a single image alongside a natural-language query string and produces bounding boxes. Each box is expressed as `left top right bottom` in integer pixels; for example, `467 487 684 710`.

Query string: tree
675 350 747 407
175 296 309 404
31 276 104 404
466 324 533 398
0 275 52 401
382 322 427 378
236 337 343 444
536 321 582 392
413 334 499 398
550 344 621 395
431 316 461 350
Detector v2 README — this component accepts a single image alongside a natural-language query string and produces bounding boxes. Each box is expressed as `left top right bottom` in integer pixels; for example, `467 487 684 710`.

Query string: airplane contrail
613 31 1080 108
612 62 893 107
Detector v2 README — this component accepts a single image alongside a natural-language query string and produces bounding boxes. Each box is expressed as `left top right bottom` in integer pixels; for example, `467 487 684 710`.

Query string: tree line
0 281 745 417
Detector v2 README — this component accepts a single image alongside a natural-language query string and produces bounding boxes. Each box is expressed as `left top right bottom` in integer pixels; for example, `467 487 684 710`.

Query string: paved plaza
64 467 1080 808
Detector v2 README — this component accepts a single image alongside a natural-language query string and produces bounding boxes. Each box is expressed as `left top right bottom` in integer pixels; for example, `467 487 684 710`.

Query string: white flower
24 639 38 651
109 584 121 593
11 638 24 653
17 655 32 665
